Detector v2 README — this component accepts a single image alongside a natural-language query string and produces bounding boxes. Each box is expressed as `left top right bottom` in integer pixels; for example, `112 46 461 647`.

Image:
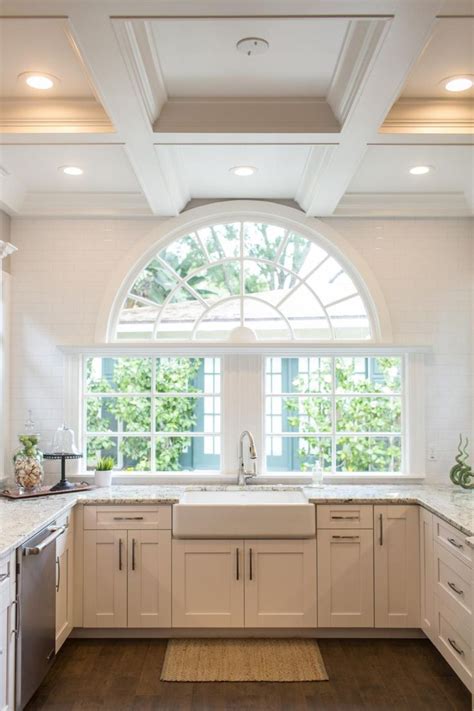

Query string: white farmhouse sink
173 489 315 539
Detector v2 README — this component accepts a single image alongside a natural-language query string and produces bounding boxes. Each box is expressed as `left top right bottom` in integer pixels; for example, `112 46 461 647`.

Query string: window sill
70 471 425 486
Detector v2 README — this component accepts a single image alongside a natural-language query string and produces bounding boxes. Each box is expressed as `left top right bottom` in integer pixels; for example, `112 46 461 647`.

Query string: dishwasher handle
23 526 66 556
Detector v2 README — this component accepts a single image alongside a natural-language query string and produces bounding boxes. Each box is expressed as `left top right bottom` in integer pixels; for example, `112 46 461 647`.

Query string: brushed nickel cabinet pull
448 638 464 656
447 581 464 596
56 556 61 592
113 516 144 521
10 598 19 639
119 538 123 571
249 548 253 581
132 538 136 571
379 513 383 546
447 537 463 550
331 515 359 520
332 535 360 540
236 548 240 581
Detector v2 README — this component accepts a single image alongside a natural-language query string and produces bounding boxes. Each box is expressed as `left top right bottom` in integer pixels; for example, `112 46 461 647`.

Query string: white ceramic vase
94 469 113 487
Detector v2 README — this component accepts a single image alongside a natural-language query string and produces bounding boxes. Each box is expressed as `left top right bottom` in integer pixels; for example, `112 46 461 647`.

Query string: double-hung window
84 356 221 472
265 355 402 474
80 351 409 477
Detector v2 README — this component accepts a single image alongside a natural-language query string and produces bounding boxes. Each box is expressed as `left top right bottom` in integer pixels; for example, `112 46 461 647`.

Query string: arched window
114 221 372 342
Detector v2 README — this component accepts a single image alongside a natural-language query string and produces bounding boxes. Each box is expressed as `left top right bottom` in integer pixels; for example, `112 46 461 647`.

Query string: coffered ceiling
0 0 473 218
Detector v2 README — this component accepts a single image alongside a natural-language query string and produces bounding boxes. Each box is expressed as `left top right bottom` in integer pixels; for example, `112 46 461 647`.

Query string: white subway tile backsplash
7 216 473 482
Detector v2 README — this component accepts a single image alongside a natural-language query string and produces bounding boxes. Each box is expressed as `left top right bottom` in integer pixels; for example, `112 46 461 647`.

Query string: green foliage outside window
286 357 402 472
86 357 201 471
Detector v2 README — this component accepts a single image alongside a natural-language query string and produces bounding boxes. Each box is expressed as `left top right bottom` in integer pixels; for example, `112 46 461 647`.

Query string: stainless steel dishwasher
16 522 66 710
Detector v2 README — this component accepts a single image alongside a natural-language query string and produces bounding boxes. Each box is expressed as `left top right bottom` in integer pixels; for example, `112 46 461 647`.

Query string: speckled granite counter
0 486 183 558
0 483 472 558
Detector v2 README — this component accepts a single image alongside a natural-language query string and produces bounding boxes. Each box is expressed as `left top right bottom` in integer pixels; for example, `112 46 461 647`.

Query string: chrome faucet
238 430 257 485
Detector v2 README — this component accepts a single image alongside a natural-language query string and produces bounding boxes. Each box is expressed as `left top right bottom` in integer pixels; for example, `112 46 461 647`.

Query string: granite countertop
0 483 472 559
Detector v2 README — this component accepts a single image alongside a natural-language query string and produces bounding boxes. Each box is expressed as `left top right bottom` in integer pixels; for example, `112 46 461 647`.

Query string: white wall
0 210 12 484
8 214 473 483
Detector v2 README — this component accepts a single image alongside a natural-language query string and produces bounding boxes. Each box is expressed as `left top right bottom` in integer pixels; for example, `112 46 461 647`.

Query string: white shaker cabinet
82 505 172 629
419 508 434 638
0 552 16 711
317 529 374 627
127 530 171 628
244 539 317 628
374 505 420 628
83 530 128 628
55 513 74 651
172 539 244 628
172 538 317 629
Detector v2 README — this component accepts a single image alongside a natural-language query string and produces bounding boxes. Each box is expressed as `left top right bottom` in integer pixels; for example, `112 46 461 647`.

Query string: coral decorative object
449 435 473 489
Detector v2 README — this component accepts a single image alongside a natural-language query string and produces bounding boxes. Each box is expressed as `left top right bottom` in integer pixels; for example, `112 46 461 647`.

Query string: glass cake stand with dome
44 424 83 492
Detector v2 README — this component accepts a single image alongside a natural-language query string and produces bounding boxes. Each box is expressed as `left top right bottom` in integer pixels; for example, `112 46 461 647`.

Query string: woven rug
161 639 329 682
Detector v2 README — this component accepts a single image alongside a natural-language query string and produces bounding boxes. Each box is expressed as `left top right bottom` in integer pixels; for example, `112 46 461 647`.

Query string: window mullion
151 357 156 473
331 356 337 474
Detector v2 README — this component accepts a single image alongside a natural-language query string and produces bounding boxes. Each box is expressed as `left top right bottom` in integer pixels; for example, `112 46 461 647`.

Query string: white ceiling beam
66 8 182 215
112 19 168 127
153 146 191 213
301 2 444 216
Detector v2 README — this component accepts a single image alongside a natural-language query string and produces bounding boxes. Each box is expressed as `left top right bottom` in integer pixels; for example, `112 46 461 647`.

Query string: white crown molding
112 18 168 126
154 98 340 134
335 192 472 217
294 145 337 210
381 98 474 134
327 17 391 126
0 99 114 134
19 192 152 217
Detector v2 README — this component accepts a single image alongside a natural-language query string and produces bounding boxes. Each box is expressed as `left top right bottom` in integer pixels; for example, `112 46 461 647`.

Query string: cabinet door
244 539 317 628
420 508 434 638
128 530 171 628
172 540 244 628
0 591 15 711
374 505 420 628
318 529 374 627
56 525 74 651
83 530 127 628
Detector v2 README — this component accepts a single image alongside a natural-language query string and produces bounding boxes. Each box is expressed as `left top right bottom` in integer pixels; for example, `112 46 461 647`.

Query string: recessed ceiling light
409 165 432 175
20 72 57 90
230 166 257 177
236 37 269 56
59 166 83 176
443 76 473 92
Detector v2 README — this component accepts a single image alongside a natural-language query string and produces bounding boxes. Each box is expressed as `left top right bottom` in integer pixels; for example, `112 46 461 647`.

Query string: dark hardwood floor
26 638 471 710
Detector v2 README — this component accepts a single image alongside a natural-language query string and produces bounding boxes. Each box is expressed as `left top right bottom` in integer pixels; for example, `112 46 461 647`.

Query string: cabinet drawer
434 596 472 690
83 505 171 530
434 515 472 568
317 504 373 529
434 542 471 624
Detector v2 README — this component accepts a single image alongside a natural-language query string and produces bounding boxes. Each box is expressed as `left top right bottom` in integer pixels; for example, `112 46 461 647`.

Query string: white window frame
62 344 426 484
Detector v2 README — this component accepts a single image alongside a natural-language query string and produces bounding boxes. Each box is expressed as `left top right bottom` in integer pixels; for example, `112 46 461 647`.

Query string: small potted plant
94 457 114 487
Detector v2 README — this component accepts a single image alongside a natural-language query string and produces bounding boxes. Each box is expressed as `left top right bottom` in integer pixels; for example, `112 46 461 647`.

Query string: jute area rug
161 639 329 682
